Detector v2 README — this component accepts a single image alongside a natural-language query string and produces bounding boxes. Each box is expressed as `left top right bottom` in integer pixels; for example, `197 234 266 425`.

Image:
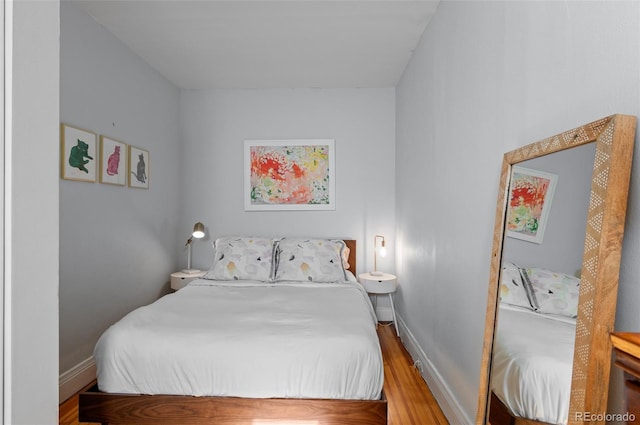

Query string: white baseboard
59 356 96 403
369 292 395 322
375 306 394 322
396 316 472 425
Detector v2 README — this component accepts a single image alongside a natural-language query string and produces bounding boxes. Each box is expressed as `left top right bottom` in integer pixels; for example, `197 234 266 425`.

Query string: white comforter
94 278 383 400
491 305 575 425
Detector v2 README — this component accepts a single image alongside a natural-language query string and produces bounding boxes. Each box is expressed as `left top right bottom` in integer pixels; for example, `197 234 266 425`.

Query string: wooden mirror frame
476 115 637 425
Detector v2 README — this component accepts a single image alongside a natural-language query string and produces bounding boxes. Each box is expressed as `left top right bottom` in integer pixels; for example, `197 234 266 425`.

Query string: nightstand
170 270 206 291
359 272 398 336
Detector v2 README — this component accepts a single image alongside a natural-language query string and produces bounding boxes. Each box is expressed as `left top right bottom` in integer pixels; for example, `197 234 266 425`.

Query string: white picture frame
99 136 127 186
244 139 335 211
506 166 558 244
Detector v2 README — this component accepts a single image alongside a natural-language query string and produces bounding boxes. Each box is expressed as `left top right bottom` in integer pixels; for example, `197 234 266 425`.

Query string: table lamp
183 221 205 274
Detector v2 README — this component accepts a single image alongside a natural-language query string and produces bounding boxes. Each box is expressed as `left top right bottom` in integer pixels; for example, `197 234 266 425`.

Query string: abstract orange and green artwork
244 139 335 211
506 166 558 244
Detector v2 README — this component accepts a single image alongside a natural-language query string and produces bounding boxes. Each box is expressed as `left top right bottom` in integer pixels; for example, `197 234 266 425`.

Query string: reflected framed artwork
128 146 149 189
244 139 335 211
506 166 558 244
99 136 127 186
60 123 97 183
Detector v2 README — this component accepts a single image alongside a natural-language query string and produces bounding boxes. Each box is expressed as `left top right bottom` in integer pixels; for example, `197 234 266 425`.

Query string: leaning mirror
476 115 637 425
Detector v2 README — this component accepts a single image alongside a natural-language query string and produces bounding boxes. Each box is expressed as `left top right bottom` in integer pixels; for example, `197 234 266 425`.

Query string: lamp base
181 268 201 275
370 271 384 276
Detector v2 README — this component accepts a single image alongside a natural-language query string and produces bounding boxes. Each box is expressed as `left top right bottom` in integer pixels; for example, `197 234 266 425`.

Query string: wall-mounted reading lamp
372 235 387 276
183 222 205 274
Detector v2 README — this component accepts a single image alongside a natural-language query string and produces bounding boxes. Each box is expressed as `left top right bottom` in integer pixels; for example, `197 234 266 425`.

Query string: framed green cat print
99 136 127 186
60 123 97 183
128 145 149 189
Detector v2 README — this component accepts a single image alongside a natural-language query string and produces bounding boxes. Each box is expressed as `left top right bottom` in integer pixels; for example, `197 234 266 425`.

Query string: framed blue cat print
60 123 97 183
128 145 149 189
99 136 127 186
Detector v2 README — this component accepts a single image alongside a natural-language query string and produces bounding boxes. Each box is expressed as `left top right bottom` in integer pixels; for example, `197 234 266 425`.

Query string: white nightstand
170 270 206 291
359 272 398 336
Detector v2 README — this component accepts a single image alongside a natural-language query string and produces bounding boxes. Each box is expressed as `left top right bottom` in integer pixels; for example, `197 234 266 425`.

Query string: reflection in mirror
476 115 637 425
504 144 595 271
493 143 594 425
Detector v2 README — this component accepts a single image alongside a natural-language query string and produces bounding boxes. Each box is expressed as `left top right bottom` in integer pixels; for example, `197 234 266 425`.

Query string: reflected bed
491 305 575 425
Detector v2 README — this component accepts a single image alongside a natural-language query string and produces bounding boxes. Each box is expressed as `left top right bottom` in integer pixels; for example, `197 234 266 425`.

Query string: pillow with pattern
204 237 276 281
275 238 347 283
499 262 535 310
521 267 580 318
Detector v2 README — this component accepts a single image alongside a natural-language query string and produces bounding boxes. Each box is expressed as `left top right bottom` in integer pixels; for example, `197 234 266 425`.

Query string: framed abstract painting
506 166 558 244
60 123 97 183
99 136 127 186
128 145 149 189
244 139 335 211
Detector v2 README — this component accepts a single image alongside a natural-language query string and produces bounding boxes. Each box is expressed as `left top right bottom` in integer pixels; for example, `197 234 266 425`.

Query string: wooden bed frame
79 239 388 425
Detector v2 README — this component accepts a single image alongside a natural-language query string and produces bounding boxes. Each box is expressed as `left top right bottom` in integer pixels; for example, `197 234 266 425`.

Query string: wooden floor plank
378 324 449 425
60 381 100 425
59 323 449 425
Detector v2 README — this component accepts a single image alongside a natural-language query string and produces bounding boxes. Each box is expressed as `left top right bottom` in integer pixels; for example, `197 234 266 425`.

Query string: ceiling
71 0 440 90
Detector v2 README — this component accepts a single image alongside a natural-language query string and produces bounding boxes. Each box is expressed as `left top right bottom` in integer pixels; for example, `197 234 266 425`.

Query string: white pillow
204 237 276 281
275 238 347 283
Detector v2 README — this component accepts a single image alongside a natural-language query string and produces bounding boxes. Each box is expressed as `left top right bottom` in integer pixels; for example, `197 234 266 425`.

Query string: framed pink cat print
128 145 149 189
99 136 127 186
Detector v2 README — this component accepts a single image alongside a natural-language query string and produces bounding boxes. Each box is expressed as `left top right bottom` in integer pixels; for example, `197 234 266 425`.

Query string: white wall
59 3 181 375
179 89 396 277
7 1 60 423
395 1 639 422
59 4 397 396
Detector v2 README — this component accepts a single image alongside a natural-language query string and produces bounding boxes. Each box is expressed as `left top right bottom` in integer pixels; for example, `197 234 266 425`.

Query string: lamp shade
192 222 205 239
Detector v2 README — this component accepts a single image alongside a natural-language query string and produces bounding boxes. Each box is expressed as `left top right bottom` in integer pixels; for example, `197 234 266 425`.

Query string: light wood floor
59 323 448 425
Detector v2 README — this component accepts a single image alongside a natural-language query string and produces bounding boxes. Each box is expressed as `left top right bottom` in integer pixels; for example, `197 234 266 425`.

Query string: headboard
344 239 356 276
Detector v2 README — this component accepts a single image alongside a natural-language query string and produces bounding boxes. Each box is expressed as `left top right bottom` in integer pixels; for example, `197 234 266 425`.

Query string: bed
79 238 388 425
489 263 579 425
